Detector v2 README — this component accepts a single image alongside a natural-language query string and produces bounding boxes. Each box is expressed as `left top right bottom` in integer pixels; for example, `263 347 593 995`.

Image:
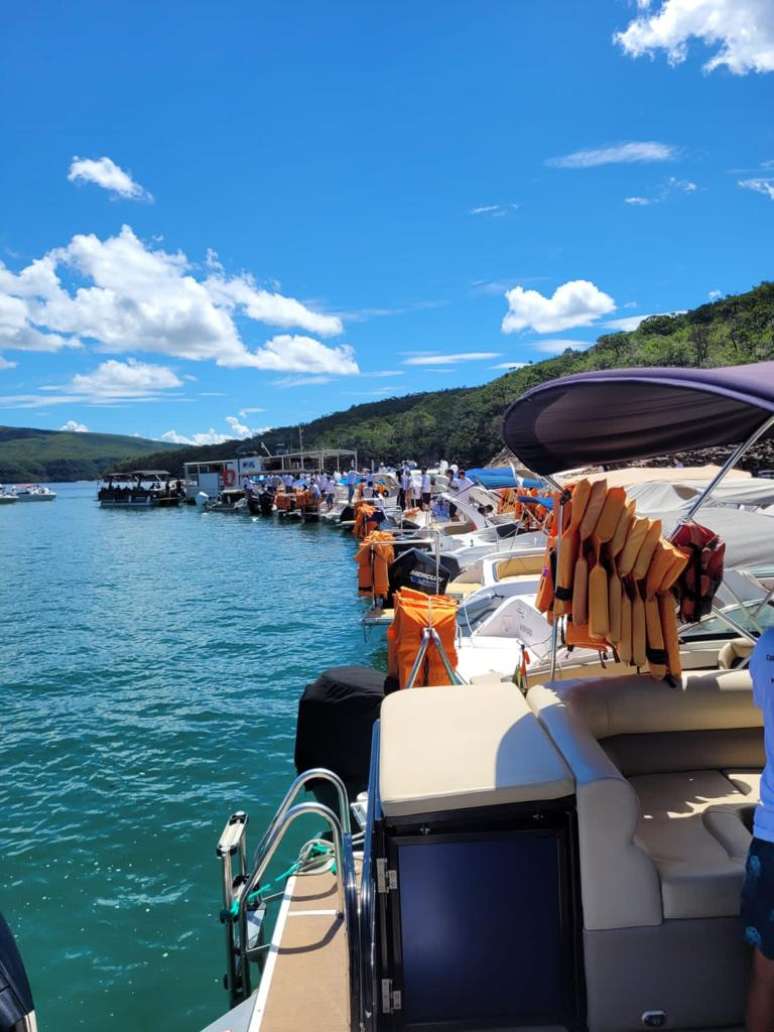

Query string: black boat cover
294 666 384 793
502 362 774 475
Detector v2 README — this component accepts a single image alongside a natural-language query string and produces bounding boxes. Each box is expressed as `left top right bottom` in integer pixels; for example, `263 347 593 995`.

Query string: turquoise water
0 484 380 1030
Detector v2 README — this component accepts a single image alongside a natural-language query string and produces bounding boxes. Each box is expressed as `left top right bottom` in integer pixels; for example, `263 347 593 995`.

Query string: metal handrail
242 801 360 1032
218 770 360 1026
251 767 351 867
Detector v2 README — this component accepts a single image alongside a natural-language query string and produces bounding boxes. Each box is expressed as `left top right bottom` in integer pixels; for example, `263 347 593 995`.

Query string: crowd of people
235 464 477 515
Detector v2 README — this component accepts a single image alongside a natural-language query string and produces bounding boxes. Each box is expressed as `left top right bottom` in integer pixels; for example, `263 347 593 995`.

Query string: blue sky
1 0 773 444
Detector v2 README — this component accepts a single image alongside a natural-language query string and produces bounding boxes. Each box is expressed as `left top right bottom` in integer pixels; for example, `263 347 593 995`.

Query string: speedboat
204 488 248 513
0 485 18 504
202 361 774 1032
13 484 56 501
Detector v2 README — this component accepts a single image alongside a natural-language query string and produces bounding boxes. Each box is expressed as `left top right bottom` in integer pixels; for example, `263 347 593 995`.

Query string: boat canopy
502 363 774 475
466 466 544 490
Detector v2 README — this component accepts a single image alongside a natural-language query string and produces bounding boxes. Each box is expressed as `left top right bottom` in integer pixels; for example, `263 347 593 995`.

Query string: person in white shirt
398 469 410 510
420 470 432 509
743 627 774 1030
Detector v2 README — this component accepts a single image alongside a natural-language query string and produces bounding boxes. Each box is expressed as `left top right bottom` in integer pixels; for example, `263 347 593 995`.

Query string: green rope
229 842 335 918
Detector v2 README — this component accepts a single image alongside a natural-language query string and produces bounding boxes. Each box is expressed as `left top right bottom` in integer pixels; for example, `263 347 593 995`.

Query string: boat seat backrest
550 669 760 742
527 670 762 932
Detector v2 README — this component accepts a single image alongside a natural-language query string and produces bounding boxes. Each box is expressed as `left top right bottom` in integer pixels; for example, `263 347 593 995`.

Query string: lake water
0 483 381 1030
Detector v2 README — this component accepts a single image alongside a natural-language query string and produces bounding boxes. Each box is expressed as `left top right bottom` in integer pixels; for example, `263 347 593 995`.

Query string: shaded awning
502 363 774 475
466 466 544 490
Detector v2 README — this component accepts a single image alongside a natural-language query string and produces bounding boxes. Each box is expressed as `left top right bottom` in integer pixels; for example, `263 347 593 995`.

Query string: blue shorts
741 838 774 958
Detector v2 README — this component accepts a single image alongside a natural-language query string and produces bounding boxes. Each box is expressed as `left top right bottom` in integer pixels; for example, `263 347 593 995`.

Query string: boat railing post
667 413 774 646
541 474 565 682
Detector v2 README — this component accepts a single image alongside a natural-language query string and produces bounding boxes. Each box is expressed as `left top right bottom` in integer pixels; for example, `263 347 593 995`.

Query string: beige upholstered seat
631 769 756 919
379 681 573 818
528 670 763 1031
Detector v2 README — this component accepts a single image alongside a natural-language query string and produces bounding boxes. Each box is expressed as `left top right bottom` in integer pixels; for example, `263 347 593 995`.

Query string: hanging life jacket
671 521 726 623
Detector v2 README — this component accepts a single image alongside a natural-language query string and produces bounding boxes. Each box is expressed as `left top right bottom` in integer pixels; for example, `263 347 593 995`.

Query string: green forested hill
128 281 774 473
0 428 182 482
16 280 771 478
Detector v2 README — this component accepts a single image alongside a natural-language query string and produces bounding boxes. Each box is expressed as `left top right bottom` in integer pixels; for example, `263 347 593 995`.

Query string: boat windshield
681 599 774 642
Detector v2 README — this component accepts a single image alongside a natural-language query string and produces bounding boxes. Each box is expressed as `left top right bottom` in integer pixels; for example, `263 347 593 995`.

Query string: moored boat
13 484 56 502
98 471 183 509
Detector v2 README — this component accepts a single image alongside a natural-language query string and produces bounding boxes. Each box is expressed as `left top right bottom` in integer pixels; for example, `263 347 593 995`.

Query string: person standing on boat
420 469 431 510
398 467 410 510
743 627 774 1031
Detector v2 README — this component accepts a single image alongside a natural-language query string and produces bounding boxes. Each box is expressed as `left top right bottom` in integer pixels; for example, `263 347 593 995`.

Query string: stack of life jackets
352 502 378 541
355 531 395 600
536 479 691 680
387 588 458 689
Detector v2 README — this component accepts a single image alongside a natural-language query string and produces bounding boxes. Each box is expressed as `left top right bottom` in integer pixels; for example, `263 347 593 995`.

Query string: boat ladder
216 768 360 1028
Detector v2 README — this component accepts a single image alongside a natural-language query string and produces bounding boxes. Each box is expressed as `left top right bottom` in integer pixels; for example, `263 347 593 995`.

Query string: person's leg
744 839 774 1030
747 947 774 1031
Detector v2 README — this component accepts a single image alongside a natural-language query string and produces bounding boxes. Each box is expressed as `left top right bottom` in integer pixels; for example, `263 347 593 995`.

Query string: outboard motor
0 914 36 1031
388 547 461 600
294 666 385 804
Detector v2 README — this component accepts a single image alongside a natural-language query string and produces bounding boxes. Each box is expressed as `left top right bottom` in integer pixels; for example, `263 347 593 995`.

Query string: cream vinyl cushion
631 769 757 919
379 681 573 818
528 670 763 931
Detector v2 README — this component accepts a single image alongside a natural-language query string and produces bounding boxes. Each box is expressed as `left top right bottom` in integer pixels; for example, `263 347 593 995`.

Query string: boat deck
203 868 350 1032
362 606 394 626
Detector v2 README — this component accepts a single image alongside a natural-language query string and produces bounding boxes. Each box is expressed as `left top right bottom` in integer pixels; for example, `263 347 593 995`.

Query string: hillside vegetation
126 282 774 474
0 428 181 483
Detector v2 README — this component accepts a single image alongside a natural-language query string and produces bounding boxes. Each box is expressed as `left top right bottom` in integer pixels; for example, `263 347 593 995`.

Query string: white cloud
604 315 652 332
546 142 676 168
204 272 342 337
161 428 228 446
239 406 265 416
364 369 405 378
532 339 591 355
62 359 183 398
60 419 89 432
492 362 527 370
708 289 723 300
248 334 358 375
160 414 270 447
0 355 17 369
17 359 184 407
502 280 616 334
402 352 501 366
625 177 698 206
0 227 352 374
739 177 774 200
274 375 333 388
68 156 152 201
469 203 519 217
614 0 774 75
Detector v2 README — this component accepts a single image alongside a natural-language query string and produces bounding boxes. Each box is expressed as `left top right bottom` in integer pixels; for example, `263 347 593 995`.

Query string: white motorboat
0 486 18 505
13 484 56 501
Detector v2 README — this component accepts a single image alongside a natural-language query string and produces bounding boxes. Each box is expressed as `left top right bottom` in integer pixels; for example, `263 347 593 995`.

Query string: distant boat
0 486 18 505
97 471 183 509
14 484 56 502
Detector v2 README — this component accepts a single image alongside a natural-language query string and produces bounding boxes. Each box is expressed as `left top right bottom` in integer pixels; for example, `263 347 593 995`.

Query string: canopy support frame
676 413 774 528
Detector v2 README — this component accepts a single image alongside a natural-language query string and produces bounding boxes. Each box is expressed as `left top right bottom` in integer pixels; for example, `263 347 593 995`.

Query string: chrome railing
217 768 360 1028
